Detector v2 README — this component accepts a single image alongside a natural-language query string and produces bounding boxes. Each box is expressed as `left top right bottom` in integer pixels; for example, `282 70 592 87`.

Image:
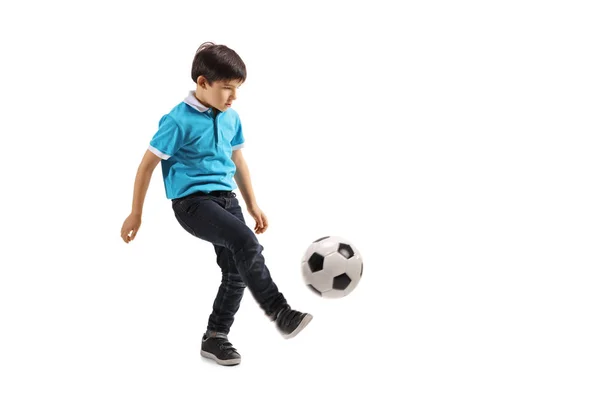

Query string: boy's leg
218 197 313 339
206 244 246 335
172 194 287 318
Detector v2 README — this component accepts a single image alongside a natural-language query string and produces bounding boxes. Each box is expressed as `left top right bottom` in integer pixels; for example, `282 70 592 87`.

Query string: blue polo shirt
148 91 245 199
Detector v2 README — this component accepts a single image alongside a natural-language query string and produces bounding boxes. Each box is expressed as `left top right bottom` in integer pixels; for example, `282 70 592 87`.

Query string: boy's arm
232 149 268 234
232 149 257 209
131 150 162 216
121 150 161 243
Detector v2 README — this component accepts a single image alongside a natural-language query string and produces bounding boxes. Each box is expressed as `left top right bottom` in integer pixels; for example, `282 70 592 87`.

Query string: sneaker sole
200 350 241 366
282 313 313 339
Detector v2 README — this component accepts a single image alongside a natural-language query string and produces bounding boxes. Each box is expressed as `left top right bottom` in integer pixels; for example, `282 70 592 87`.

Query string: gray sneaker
274 305 313 339
200 332 241 366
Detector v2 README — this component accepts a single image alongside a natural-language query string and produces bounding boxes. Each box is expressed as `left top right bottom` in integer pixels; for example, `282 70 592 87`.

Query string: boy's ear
196 76 207 89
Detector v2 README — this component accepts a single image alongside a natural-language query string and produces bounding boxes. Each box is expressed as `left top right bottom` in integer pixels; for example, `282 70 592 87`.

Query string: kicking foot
274 305 313 339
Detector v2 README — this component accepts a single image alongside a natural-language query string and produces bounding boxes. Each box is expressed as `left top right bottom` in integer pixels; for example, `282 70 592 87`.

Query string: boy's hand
121 214 142 243
248 205 268 234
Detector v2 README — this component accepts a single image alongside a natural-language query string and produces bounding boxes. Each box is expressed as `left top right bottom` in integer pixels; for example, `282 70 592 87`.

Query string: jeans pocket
174 197 204 216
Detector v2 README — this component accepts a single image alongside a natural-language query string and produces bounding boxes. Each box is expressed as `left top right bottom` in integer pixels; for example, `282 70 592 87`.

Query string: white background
1 0 599 398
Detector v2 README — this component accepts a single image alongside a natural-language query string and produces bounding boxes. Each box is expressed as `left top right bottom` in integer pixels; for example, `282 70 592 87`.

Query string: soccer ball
301 236 363 298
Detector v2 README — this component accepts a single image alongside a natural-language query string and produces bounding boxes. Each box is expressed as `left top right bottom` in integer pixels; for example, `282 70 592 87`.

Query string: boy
120 42 312 366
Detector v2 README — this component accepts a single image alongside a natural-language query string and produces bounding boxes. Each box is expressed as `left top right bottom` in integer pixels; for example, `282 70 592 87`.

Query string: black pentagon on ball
332 273 352 290
337 243 354 259
307 253 324 272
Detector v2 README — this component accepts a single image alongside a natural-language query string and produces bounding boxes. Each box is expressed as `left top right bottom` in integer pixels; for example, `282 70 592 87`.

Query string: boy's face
196 77 243 112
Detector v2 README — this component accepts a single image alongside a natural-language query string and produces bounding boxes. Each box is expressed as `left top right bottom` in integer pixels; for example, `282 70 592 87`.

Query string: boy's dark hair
191 42 247 85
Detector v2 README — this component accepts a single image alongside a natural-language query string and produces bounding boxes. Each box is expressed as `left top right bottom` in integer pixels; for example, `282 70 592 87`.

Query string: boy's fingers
121 228 136 243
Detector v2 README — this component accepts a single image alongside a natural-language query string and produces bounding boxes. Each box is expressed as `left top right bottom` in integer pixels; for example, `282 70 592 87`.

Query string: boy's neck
194 92 212 109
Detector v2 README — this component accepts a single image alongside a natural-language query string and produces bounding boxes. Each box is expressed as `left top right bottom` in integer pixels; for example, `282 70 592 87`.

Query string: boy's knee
231 233 259 255
224 272 246 288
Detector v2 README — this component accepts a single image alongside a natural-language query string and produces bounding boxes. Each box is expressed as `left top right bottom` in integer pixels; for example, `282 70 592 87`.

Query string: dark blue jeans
171 191 287 334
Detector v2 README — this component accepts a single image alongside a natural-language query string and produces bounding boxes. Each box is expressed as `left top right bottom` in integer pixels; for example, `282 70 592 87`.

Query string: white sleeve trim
149 145 171 160
232 142 245 151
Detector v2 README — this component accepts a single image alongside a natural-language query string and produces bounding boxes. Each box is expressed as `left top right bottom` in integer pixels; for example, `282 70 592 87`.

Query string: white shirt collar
183 91 210 113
